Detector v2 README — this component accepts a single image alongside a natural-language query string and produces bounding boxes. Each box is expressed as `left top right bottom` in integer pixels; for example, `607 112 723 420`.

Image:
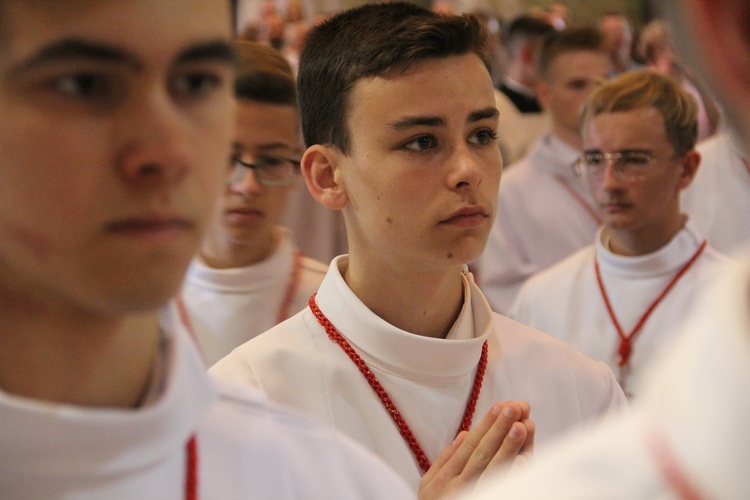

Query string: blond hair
581 69 698 155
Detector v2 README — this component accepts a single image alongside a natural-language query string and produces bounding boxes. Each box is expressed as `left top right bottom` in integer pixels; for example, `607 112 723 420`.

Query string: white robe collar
0 309 214 477
596 218 706 278
314 256 492 380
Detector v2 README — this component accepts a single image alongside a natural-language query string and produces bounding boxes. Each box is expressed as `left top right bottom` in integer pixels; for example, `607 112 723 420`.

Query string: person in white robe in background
212 3 627 495
177 42 326 366
510 70 731 400
0 1 413 498
493 15 554 167
476 27 611 313
682 129 750 255
459 0 750 497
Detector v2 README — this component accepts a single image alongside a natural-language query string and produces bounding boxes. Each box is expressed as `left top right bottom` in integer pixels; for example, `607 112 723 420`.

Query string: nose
600 157 625 189
448 144 487 191
116 88 191 186
229 166 264 197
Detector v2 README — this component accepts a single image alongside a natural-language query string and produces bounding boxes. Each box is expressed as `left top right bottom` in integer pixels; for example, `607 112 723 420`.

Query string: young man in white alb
493 14 554 166
177 42 327 366
476 27 612 313
0 1 414 497
509 70 731 399
212 2 627 494
463 0 750 497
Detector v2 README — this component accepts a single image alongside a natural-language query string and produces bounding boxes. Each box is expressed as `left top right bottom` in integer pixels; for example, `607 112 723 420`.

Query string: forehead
0 0 231 68
584 108 669 147
548 50 610 79
347 54 496 128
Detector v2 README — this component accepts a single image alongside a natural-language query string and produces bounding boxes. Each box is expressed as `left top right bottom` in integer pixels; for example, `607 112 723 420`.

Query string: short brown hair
297 2 491 154
581 69 698 156
234 41 296 106
539 27 607 79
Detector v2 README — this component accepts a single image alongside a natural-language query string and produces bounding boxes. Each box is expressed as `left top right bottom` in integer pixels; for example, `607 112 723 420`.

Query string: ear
300 144 348 210
519 42 536 65
677 149 701 191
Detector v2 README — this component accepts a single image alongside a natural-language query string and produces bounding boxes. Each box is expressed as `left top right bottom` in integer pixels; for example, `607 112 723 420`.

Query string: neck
200 227 277 269
551 124 582 151
0 293 160 408
343 254 465 339
606 215 686 257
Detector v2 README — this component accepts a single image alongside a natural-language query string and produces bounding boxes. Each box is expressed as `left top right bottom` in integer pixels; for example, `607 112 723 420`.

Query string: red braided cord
185 435 198 500
308 293 488 474
595 240 707 367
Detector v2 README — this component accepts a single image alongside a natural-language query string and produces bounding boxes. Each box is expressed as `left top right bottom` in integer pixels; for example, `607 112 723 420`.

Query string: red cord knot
618 338 632 367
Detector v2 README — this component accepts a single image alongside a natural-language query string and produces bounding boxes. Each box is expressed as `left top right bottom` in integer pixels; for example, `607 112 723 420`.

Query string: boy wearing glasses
476 27 611 314
177 42 327 365
508 70 730 399
212 2 627 493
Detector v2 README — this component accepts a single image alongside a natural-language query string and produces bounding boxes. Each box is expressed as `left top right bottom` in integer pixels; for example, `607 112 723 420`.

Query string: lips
104 215 195 243
225 206 265 223
440 206 489 226
601 200 631 212
227 207 263 216
106 216 194 233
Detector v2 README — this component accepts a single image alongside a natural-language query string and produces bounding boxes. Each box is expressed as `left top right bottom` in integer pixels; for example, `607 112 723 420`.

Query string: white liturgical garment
493 89 550 167
682 131 750 255
212 255 627 490
509 220 731 399
0 305 411 499
475 132 599 313
179 226 327 365
464 251 750 500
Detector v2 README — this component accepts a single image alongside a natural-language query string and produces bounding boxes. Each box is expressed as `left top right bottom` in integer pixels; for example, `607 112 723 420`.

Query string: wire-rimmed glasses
228 155 301 186
572 151 665 182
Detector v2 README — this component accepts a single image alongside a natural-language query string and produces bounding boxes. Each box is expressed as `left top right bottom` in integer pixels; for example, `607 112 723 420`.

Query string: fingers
417 401 534 500
519 416 535 456
445 401 529 481
479 414 528 472
421 428 467 485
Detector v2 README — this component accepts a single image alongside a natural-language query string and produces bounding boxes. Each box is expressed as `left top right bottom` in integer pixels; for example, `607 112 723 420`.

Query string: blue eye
621 152 651 165
469 128 498 146
584 153 605 166
404 135 437 152
53 73 111 99
172 72 223 98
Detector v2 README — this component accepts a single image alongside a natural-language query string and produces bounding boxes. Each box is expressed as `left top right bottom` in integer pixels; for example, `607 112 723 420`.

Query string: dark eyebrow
11 39 142 74
468 107 499 123
175 40 237 66
389 116 444 130
583 148 653 155
617 148 653 155
388 107 498 130
11 38 236 75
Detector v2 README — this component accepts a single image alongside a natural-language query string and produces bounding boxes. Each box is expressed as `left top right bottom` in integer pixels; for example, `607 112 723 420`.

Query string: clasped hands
418 401 534 499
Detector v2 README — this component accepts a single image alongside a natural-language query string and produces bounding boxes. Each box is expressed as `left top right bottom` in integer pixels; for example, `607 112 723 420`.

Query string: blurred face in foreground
0 0 236 313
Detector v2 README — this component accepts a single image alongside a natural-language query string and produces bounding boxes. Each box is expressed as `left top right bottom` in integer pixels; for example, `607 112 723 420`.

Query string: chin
106 279 184 314
443 240 485 265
